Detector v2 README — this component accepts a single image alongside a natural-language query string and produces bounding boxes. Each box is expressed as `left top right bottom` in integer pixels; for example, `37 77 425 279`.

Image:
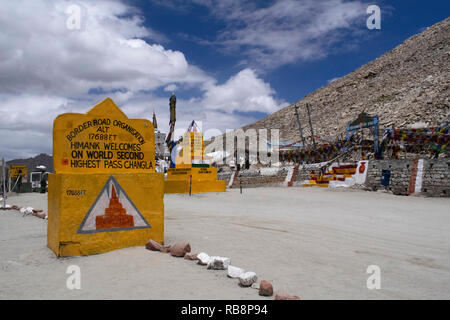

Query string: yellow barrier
48 173 164 256
165 167 226 193
48 98 164 257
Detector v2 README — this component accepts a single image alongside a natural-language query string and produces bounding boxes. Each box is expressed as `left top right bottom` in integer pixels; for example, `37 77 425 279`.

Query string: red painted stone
259 280 273 296
170 242 191 257
160 245 172 253
145 239 163 251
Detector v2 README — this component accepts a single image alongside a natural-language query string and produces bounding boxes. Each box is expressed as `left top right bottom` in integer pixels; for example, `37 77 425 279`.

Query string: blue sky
0 0 449 159
130 0 449 102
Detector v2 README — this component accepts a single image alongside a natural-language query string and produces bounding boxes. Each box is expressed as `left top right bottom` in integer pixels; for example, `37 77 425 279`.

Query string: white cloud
190 0 368 69
202 68 287 114
164 84 178 92
0 0 287 160
0 0 215 96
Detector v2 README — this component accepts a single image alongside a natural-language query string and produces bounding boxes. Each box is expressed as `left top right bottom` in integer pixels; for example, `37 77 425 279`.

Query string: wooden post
189 175 192 196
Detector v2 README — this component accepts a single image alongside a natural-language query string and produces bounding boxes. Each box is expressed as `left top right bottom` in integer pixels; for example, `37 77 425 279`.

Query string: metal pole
306 103 316 151
240 178 242 194
2 158 5 208
294 105 306 148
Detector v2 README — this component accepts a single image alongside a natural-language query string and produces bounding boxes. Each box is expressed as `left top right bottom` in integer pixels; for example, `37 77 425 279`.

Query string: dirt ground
1 187 449 299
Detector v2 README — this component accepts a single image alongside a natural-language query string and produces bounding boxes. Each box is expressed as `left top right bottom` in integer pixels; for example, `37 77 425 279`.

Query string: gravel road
1 188 449 299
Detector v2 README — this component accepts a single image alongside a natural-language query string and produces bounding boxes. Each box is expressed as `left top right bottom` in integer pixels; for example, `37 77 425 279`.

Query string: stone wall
232 167 288 188
365 160 414 195
421 160 449 197
357 159 449 197
216 159 449 196
294 163 327 183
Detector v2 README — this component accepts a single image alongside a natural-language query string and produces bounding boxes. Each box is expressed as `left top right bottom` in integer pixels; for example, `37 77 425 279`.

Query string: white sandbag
239 271 257 287
20 207 34 215
207 256 230 270
227 265 244 278
197 252 211 265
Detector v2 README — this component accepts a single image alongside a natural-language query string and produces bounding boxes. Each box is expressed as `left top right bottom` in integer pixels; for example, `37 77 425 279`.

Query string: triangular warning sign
78 176 151 234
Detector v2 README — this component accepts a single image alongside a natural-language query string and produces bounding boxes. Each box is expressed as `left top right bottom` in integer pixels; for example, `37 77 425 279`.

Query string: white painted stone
197 252 211 265
239 271 257 287
207 256 231 270
414 159 424 194
228 171 236 188
227 265 245 278
354 160 369 184
284 166 295 186
20 207 34 214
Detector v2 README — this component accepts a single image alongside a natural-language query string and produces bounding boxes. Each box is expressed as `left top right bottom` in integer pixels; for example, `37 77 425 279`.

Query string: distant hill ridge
7 153 53 176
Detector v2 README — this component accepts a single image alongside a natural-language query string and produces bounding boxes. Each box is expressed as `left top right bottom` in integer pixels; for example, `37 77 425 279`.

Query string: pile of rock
145 238 299 299
0 202 47 219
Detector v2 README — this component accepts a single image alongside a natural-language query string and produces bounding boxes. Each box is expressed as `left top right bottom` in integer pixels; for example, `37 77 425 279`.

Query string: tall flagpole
166 93 177 168
306 103 316 151
2 158 6 208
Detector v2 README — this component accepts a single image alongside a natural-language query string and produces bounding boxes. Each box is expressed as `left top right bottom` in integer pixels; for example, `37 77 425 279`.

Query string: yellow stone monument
48 98 164 257
165 127 226 193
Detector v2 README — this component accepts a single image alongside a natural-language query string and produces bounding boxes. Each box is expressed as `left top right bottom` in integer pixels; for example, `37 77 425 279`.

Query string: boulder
170 242 191 257
239 271 257 287
258 280 273 296
197 252 211 265
227 266 245 278
207 256 231 270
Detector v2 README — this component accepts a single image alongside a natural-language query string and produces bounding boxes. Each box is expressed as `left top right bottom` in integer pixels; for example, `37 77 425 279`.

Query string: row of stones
145 239 300 300
0 200 47 219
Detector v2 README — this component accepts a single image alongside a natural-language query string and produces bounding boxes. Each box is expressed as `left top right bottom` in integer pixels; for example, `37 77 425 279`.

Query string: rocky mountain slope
240 17 450 143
